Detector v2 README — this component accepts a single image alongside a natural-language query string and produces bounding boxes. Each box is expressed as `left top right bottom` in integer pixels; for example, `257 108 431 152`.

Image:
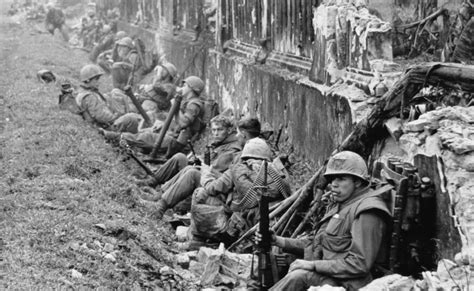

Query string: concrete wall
120 21 354 165
206 52 353 164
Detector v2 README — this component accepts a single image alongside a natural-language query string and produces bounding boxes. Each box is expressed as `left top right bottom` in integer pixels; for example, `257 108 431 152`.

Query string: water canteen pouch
58 84 81 115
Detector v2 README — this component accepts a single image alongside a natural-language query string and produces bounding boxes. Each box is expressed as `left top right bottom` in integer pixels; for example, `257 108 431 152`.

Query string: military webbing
231 162 291 212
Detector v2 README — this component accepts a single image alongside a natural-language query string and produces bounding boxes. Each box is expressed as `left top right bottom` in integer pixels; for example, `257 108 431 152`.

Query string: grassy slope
0 14 195 289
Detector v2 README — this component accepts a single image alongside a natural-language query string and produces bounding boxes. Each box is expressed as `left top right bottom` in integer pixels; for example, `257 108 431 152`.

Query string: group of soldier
61 18 393 291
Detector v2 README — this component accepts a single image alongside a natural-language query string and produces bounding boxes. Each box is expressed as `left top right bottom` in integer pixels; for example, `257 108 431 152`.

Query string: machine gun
257 161 277 290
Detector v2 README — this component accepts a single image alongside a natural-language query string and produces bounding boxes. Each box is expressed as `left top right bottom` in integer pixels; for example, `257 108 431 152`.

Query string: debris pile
361 258 472 290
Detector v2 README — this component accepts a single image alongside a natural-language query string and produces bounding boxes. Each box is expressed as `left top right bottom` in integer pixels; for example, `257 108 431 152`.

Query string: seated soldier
135 115 242 219
190 138 291 248
110 37 140 87
75 64 121 128
256 151 392 291
139 115 261 188
114 76 206 156
103 62 178 133
96 31 127 73
89 25 119 62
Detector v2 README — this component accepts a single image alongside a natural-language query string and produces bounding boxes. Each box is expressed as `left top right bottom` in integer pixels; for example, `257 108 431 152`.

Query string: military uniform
75 85 120 128
270 186 391 291
192 157 290 241
120 95 204 153
157 133 242 209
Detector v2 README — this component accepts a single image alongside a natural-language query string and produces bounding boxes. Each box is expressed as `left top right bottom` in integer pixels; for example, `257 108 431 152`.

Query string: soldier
89 25 115 62
45 3 68 41
190 138 290 248
95 31 128 72
117 76 206 156
256 151 392 291
109 37 142 89
100 62 178 135
75 64 120 128
135 115 243 219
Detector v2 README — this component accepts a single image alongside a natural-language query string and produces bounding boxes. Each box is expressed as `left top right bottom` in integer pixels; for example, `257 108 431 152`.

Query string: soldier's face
153 66 168 83
117 45 129 57
329 175 359 203
177 83 193 98
211 123 230 143
236 128 249 144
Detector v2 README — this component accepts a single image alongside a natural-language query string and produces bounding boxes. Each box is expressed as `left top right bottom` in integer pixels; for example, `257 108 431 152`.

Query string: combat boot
135 176 160 188
153 199 168 220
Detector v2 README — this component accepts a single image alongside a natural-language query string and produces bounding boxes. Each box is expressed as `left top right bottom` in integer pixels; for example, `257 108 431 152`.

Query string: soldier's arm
312 210 387 278
83 94 118 125
178 102 201 130
278 237 312 257
202 168 234 196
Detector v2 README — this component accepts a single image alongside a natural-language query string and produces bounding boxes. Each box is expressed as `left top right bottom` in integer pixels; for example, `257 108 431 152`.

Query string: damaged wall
206 52 354 164
117 19 354 164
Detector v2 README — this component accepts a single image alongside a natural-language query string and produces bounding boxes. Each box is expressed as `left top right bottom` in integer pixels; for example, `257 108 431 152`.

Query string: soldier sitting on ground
89 25 119 63
256 151 392 291
75 64 121 128
189 137 291 249
104 76 206 157
133 115 243 219
102 62 178 134
137 116 262 189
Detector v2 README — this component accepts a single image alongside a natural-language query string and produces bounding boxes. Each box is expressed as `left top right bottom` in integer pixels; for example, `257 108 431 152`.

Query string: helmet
80 64 104 82
102 25 111 34
116 37 134 49
183 76 205 95
115 31 127 40
324 151 368 182
241 138 271 161
161 62 177 79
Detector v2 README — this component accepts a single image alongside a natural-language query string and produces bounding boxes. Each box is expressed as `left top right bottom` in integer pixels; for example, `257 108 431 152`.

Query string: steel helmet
241 138 271 161
183 76 205 95
102 25 111 34
324 151 368 182
116 37 134 49
115 31 127 40
161 62 177 79
80 64 104 82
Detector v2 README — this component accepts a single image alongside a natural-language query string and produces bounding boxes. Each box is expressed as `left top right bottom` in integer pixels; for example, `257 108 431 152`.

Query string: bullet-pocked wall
206 51 353 164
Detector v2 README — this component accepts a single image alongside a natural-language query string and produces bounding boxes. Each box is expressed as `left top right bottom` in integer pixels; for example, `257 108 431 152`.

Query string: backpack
200 98 219 130
58 84 81 115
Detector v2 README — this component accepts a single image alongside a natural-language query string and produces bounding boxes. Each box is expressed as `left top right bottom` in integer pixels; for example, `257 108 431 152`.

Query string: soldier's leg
151 167 201 219
161 167 201 208
152 153 188 185
269 269 324 291
110 113 141 133
138 153 189 188
58 24 69 42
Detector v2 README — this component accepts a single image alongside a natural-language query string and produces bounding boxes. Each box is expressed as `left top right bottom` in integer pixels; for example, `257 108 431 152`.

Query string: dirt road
0 11 195 289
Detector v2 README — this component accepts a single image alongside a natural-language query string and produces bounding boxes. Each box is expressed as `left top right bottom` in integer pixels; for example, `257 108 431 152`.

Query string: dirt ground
0 10 200 290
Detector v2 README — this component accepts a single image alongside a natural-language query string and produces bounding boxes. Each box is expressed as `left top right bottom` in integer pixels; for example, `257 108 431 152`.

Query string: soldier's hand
254 229 277 245
288 259 315 273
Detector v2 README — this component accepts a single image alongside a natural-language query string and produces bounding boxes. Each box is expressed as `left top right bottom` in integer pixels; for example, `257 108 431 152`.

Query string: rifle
257 161 276 290
118 138 154 175
187 139 202 166
274 124 283 151
123 49 151 127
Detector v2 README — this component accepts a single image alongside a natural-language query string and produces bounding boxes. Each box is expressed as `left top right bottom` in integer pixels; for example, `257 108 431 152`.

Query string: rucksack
200 98 219 130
